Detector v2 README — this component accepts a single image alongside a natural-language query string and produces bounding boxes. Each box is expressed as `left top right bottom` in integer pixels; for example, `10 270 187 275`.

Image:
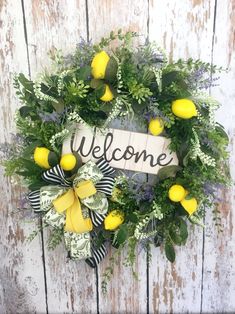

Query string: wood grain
148 1 215 313
0 0 235 313
0 1 47 313
87 1 149 313
22 1 98 313
202 0 235 312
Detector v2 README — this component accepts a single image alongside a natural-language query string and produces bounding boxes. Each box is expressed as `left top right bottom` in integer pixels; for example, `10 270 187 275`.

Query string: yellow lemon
104 210 124 230
181 196 198 215
34 147 50 169
91 51 110 79
100 84 114 102
168 184 186 202
172 99 197 119
149 117 164 136
60 153 77 171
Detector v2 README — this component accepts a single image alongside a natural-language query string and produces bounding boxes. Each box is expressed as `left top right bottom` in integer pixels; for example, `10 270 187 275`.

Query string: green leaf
126 212 138 223
90 79 104 89
105 57 118 82
215 124 229 143
52 100 65 113
115 224 128 245
28 181 48 191
19 106 31 118
162 71 180 87
157 165 182 181
94 83 106 99
179 218 188 243
189 215 205 227
77 66 91 81
19 158 42 173
164 242 175 262
22 141 43 157
48 152 59 167
17 73 34 92
169 217 188 246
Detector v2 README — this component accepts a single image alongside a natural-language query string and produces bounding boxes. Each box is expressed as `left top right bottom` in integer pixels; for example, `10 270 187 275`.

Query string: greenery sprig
1 30 231 289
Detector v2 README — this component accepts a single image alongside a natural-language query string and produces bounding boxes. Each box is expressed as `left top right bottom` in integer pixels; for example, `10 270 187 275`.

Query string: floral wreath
2 30 230 292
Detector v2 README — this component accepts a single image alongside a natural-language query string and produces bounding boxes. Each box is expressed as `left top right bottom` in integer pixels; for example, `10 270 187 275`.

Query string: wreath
2 30 230 292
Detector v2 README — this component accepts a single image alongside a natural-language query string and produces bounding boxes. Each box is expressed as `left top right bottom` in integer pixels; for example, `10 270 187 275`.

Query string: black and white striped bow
28 158 115 267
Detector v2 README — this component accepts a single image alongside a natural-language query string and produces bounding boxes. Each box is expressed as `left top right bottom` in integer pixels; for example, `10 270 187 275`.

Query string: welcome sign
62 124 178 175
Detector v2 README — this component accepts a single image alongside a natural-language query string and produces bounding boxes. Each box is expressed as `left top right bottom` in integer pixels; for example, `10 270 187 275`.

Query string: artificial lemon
34 147 50 169
172 99 197 119
181 195 198 215
104 210 124 230
149 117 164 136
168 184 186 202
60 153 77 171
100 84 114 102
91 51 110 79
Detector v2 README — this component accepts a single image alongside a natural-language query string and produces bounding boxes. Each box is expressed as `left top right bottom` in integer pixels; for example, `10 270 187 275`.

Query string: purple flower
129 180 154 203
187 65 220 90
39 111 61 123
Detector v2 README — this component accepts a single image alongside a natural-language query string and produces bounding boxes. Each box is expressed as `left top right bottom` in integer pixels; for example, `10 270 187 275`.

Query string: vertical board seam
21 1 48 312
85 0 90 42
85 1 99 312
146 0 150 312
40 220 49 314
20 0 31 78
200 0 218 312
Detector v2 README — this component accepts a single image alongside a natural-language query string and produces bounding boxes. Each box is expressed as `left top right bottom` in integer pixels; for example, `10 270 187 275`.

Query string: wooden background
0 0 235 313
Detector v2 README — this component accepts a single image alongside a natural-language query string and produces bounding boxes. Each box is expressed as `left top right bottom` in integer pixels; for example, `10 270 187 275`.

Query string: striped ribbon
28 158 115 267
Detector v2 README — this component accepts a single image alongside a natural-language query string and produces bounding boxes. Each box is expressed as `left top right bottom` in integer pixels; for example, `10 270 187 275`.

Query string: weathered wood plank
87 1 149 312
202 0 235 312
1 0 235 313
0 1 47 313
23 1 98 313
148 1 216 313
24 0 88 76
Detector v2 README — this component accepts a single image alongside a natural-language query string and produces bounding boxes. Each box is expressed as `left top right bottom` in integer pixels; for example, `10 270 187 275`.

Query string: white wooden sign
63 124 178 175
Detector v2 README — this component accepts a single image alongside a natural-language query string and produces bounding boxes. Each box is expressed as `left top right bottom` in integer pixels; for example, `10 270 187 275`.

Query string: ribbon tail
85 232 107 268
89 210 106 227
28 190 41 212
63 195 93 234
64 231 92 259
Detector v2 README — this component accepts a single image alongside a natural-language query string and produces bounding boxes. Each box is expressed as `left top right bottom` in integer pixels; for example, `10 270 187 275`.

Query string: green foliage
2 30 231 289
47 228 64 250
165 241 176 263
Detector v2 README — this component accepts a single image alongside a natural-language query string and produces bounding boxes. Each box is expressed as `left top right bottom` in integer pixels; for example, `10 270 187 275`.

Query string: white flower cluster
193 92 219 128
103 97 123 127
49 128 69 151
114 175 127 186
150 66 162 92
14 112 36 128
134 204 164 240
33 75 58 103
151 201 164 220
57 70 71 95
208 106 216 128
67 111 86 124
190 128 216 167
112 54 123 93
